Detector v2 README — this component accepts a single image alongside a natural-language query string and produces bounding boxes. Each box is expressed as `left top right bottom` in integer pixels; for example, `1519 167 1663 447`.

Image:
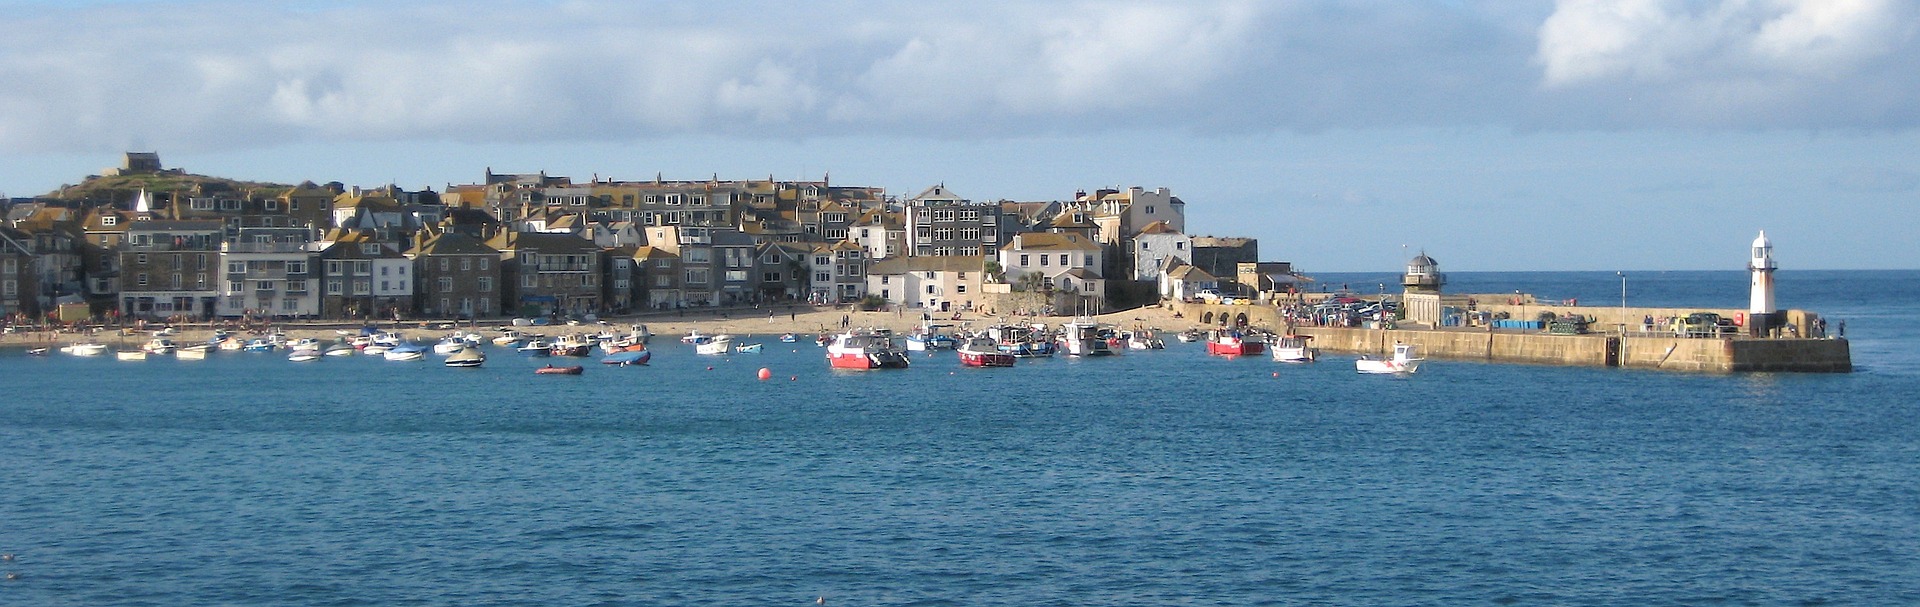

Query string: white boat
216 337 244 351
432 337 467 355
61 342 108 357
142 338 177 354
1272 334 1317 363
1356 342 1422 375
444 347 485 368
288 350 321 362
287 338 322 351
695 334 732 355
680 330 708 344
1058 319 1115 357
361 343 391 356
492 329 524 346
115 349 147 361
826 330 911 369
384 343 425 361
323 342 357 357
175 347 206 361
734 342 763 354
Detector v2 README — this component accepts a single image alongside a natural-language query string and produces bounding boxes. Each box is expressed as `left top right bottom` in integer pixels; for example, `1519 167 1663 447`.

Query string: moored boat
694 334 732 355
444 347 486 368
734 342 763 354
1272 334 1317 363
535 364 584 375
62 342 108 357
600 349 652 366
826 330 910 369
384 342 426 361
288 350 321 362
142 338 177 354
1356 343 1422 375
957 336 1016 367
1059 319 1115 357
1205 329 1266 357
115 349 147 361
175 347 206 361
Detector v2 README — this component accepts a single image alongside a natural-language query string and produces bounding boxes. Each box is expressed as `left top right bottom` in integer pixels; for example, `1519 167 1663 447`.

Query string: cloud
1 0 1917 155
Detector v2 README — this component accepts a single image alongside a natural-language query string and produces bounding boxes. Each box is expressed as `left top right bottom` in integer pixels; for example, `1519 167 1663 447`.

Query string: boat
323 342 357 357
1205 329 1266 357
287 337 321 351
680 330 708 344
242 338 277 352
115 349 147 361
988 324 1055 358
779 333 797 343
1272 334 1317 363
216 337 244 351
141 338 177 354
1176 329 1202 343
535 364 584 375
957 336 1016 367
492 329 524 347
384 342 426 361
175 347 206 361
288 350 321 362
1356 342 1423 375
432 337 468 355
61 342 108 357
27 347 48 356
905 322 959 351
814 334 829 347
695 334 732 355
826 330 911 369
444 347 486 368
1058 319 1115 357
151 326 178 337
516 338 552 357
360 342 391 356
734 342 763 354
549 334 594 357
601 349 652 366
1124 328 1165 350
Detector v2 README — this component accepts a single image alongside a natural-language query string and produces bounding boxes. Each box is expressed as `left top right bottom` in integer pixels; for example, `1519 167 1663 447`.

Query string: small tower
1401 252 1444 294
1749 230 1776 315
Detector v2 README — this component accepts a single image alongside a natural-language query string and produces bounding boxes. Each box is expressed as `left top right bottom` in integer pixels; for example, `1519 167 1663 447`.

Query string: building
317 230 415 319
903 185 1001 257
117 220 224 319
804 241 867 304
1131 221 1192 282
1190 237 1258 295
408 231 502 319
218 227 320 318
489 231 603 317
998 232 1106 313
865 256 989 313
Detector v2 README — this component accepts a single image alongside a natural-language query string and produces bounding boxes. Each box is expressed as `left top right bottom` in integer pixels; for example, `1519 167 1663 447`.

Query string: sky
1 0 1916 272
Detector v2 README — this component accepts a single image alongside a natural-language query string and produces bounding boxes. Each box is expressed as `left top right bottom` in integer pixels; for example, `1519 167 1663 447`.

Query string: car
1195 289 1222 303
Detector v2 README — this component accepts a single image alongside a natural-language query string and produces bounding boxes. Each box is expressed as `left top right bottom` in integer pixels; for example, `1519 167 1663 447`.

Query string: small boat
826 330 911 369
432 337 467 355
549 335 594 357
175 348 206 361
384 342 426 361
216 337 244 351
288 350 321 362
1357 342 1423 375
492 329 524 347
1058 319 1115 357
444 347 486 368
323 342 357 357
779 333 797 343
27 347 49 356
115 349 148 361
151 326 178 337
61 342 108 357
695 334 732 355
680 330 708 344
601 349 652 366
287 337 322 351
142 338 177 354
1272 334 1317 363
957 336 1015 367
535 364 584 375
814 334 829 347
360 343 391 356
517 338 552 357
242 338 276 352
734 343 763 354
1205 329 1265 357
1176 329 1202 343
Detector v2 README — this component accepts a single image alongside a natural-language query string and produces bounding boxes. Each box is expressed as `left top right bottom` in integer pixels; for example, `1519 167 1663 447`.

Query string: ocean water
3 270 1917 606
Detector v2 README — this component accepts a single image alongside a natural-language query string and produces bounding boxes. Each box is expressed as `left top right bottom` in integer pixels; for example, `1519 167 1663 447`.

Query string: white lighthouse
1749 230 1776 314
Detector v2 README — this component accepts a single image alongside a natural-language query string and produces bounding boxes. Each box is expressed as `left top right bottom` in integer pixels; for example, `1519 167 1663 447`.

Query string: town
2 152 1271 325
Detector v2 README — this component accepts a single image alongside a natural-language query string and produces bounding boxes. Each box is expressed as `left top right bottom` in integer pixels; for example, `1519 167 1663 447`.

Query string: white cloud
0 0 1916 155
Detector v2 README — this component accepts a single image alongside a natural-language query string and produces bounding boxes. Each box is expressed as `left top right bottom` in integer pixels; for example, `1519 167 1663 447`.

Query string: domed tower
1749 230 1776 314
1402 252 1444 294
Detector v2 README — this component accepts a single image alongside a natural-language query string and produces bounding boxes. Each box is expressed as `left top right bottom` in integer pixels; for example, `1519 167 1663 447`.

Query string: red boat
1205 329 1266 357
826 330 911 369
956 337 1015 367
535 364 584 375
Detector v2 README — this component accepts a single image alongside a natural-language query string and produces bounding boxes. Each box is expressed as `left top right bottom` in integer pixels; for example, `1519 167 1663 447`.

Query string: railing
222 242 308 254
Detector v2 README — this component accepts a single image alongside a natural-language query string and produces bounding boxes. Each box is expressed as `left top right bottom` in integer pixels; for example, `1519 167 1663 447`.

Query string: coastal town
2 152 1850 373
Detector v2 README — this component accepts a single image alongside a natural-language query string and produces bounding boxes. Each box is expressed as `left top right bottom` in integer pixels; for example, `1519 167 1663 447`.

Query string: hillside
44 171 296 206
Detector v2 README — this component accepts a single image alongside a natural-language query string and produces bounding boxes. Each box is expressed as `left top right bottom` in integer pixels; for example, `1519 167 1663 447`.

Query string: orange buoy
758 368 772 380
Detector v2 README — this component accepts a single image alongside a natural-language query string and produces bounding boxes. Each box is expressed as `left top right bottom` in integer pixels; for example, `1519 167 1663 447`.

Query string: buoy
790 376 797 381
706 366 714 371
1273 372 1279 377
758 368 772 380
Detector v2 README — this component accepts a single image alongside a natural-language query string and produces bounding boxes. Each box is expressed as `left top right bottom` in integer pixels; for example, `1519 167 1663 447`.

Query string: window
1145 205 1154 214
479 258 488 270
265 200 279 211
614 279 630 289
815 272 830 282
1060 254 1069 266
440 258 450 271
170 273 182 289
286 281 307 293
220 199 241 211
655 275 671 287
354 261 371 275
478 277 492 292
1019 254 1029 266
926 285 936 294
228 280 243 293
1085 255 1094 266
381 281 390 292
102 216 118 226
523 274 537 288
1039 255 1048 267
352 279 370 295
325 260 343 275
191 198 215 211
196 273 207 287
327 280 343 295
282 299 298 311
1176 242 1186 250
685 269 709 284
762 272 780 283
137 273 149 286
439 277 453 293
254 280 274 291
380 266 389 276
136 253 148 264
286 261 306 275
461 258 471 271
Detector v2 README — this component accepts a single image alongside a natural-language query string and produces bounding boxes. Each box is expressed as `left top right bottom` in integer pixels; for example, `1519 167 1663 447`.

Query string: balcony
223 242 308 254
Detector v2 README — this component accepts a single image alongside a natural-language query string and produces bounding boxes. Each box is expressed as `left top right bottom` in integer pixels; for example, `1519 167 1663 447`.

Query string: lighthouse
1749 230 1776 315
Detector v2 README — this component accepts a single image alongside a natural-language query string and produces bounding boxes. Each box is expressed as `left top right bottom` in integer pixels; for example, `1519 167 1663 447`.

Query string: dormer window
102 216 118 226
361 243 382 255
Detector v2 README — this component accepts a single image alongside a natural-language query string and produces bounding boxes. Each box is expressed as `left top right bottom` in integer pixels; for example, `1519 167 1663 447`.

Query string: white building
1132 220 1193 282
219 228 320 318
866 256 989 313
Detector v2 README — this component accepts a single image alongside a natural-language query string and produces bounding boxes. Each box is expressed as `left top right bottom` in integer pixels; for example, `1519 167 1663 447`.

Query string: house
317 230 414 319
407 231 502 319
118 220 225 319
865 256 989 313
1131 221 1192 282
1161 263 1218 301
998 232 1106 313
218 227 320 318
756 242 808 301
488 231 604 317
804 240 866 304
903 185 1001 257
631 245 683 309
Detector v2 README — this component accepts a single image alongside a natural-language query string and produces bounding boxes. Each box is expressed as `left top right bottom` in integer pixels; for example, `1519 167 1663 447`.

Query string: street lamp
1617 271 1627 335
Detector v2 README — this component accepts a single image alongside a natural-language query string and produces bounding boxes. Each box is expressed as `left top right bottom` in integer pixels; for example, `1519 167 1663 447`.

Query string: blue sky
2 0 1916 271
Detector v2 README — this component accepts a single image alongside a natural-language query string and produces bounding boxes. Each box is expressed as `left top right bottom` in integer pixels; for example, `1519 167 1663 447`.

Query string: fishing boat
1176 329 1202 343
535 364 583 375
549 334 594 357
444 347 486 368
694 334 732 355
1205 329 1266 357
516 337 552 357
1124 328 1165 350
1058 319 1115 357
734 342 763 354
600 349 651 366
1356 342 1423 375
957 336 1016 367
826 330 911 369
680 330 708 344
242 338 277 353
492 329 524 346
1272 334 1317 363
988 324 1055 358
905 322 959 351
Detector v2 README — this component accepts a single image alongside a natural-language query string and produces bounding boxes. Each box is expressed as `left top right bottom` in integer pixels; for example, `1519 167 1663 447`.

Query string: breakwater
1175 302 1852 373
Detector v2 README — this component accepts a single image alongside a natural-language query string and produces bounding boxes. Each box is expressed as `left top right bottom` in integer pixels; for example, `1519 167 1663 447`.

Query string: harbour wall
1172 301 1851 373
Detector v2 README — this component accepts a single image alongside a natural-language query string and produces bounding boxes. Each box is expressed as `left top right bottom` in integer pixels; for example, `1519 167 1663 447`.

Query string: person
1838 319 1846 338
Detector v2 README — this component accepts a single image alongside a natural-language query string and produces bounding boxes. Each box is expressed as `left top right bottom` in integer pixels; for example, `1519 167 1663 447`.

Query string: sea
2 270 1916 606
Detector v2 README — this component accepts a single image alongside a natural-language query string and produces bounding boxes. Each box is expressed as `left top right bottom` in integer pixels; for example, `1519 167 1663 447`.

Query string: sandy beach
2 304 1198 349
